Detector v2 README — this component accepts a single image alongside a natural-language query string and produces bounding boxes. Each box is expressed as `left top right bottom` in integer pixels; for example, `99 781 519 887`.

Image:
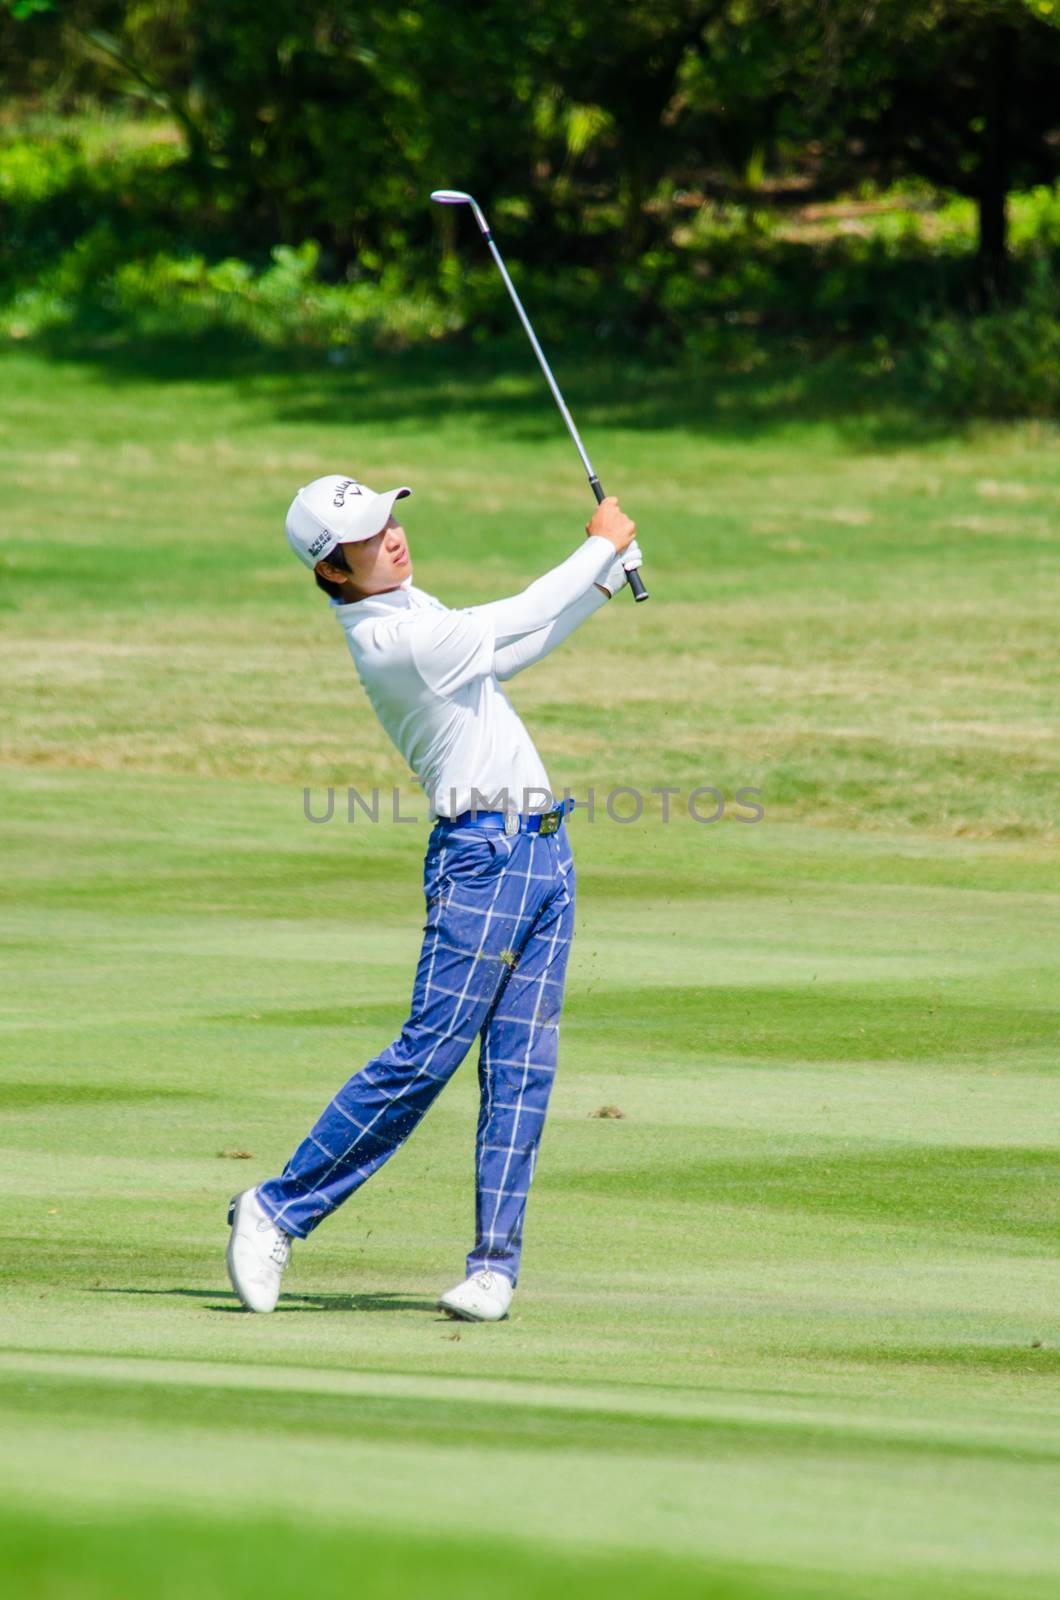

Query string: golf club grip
590 478 650 602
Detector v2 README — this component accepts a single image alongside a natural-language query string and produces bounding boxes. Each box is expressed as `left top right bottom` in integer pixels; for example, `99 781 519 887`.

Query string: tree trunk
978 23 1015 304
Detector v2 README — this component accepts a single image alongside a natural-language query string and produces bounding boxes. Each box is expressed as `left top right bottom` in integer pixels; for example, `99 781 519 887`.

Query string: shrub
1 122 1058 415
0 233 466 350
911 266 1060 418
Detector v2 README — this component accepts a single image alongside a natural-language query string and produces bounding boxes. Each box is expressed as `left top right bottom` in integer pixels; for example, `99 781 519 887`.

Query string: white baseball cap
285 474 412 569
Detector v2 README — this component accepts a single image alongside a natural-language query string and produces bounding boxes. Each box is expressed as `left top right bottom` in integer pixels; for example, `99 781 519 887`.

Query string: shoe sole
437 1297 509 1323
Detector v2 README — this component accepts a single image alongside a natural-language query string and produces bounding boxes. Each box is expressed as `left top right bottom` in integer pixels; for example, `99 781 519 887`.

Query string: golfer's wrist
585 533 627 574
580 533 621 586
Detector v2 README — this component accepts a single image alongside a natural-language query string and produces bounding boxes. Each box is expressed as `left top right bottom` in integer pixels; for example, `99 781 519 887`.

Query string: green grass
0 344 1058 1597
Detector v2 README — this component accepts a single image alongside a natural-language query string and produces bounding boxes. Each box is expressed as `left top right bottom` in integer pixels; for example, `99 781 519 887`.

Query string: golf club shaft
472 214 649 602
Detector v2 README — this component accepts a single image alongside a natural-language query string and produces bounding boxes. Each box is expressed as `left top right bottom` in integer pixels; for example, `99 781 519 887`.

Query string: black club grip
588 477 649 602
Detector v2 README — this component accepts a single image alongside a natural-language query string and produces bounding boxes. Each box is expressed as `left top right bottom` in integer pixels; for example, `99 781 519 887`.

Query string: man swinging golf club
226 472 641 1321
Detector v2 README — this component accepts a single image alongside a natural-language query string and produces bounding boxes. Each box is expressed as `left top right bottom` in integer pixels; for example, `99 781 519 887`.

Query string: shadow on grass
0 1082 210 1108
95 1286 440 1314
11 324 966 451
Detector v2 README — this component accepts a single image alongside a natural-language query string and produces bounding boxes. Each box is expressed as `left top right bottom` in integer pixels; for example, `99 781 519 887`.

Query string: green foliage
0 131 84 204
4 0 1058 278
0 121 186 302
2 0 55 17
2 126 1058 418
913 266 1060 417
1 230 465 349
1 5 1059 412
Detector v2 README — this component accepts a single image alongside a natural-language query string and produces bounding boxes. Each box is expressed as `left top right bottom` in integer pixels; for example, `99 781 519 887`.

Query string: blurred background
2 0 1059 411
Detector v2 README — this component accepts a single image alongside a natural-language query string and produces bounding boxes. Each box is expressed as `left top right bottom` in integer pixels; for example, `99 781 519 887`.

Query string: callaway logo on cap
285 474 412 569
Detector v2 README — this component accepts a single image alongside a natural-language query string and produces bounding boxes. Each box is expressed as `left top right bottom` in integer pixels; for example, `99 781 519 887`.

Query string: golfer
226 473 640 1321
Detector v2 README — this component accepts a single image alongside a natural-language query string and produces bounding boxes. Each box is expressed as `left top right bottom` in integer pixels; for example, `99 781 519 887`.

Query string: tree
3 0 1057 297
786 0 1060 298
526 1 720 256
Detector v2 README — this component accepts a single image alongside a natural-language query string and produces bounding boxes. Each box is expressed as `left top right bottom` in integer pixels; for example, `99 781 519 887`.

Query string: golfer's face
347 514 411 591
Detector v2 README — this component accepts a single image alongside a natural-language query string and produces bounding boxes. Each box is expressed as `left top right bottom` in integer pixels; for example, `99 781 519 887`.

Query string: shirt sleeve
494 586 608 681
409 607 496 697
467 535 616 644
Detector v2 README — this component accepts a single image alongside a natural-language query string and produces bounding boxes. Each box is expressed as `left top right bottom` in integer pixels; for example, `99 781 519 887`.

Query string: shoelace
257 1215 291 1268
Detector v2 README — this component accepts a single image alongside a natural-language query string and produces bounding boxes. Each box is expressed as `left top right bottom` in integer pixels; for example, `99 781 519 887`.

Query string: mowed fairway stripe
1 1349 1057 1461
2 1385 1058 1590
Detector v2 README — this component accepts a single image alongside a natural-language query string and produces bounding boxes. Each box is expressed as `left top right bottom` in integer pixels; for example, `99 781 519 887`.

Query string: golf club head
430 189 489 236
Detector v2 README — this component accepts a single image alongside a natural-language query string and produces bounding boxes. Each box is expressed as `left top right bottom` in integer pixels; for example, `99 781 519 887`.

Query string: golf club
431 189 649 603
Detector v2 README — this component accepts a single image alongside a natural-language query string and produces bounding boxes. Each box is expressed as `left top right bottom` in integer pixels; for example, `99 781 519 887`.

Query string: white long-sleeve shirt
331 534 617 818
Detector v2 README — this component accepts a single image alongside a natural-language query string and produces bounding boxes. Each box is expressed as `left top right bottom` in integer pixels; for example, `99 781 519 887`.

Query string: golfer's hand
597 538 644 598
587 496 636 555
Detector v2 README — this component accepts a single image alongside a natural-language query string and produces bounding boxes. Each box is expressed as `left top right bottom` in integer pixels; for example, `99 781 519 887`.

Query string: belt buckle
538 808 560 837
503 813 520 837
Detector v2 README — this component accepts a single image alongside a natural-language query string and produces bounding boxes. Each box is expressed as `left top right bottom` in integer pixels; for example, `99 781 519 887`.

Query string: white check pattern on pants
257 819 576 1285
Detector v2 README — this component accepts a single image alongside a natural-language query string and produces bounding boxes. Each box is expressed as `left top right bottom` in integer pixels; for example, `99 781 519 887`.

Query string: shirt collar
331 575 417 620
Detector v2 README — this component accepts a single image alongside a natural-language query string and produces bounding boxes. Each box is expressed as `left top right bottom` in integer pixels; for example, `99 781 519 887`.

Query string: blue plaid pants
257 818 576 1285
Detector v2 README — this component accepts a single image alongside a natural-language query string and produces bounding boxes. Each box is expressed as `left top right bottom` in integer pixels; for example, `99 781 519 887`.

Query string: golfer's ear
315 557 347 586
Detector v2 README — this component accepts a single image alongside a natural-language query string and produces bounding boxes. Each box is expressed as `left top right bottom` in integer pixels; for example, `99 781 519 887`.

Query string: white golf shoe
438 1268 514 1322
226 1188 291 1312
